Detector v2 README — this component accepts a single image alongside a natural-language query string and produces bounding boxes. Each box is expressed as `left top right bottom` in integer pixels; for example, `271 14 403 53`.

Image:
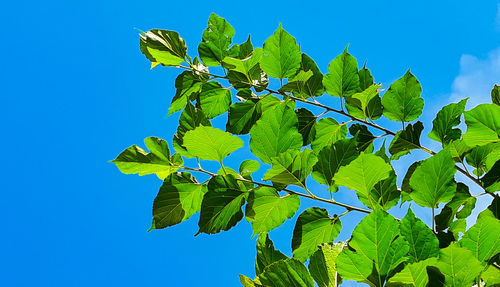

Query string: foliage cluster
113 13 500 286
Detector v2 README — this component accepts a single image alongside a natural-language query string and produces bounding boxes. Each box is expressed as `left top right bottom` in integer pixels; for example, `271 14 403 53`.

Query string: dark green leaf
366 170 400 210
296 108 316 146
492 84 500 106
401 161 421 203
292 53 324 99
308 243 344 287
292 207 342 262
112 137 179 179
260 24 301 79
466 142 500 176
168 71 207 116
409 149 457 208
351 84 382 119
263 149 318 187
258 259 314 287
197 175 247 234
435 183 476 233
279 70 313 94
323 46 360 98
183 126 243 162
246 187 300 236
198 13 235 66
428 99 468 145
400 209 440 262
389 121 424 160
463 103 500 147
349 123 375 151
381 70 424 122
140 29 187 66
226 100 261 135
483 160 500 193
250 102 303 163
151 172 206 229
312 138 359 191
337 209 409 286
255 233 288 275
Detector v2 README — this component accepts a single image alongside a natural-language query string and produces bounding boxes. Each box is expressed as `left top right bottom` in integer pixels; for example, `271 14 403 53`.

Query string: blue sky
1 1 499 286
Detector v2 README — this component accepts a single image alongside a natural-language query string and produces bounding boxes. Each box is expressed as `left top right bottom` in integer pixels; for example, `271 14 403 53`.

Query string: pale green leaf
246 187 300 236
333 153 393 209
481 265 500 286
409 149 457 208
463 103 500 147
223 48 263 75
381 70 424 122
292 207 342 262
239 160 260 177
337 209 409 286
460 209 500 263
249 102 303 163
351 84 382 118
387 258 438 287
172 102 211 158
263 149 318 187
308 242 344 287
260 24 301 79
183 126 243 162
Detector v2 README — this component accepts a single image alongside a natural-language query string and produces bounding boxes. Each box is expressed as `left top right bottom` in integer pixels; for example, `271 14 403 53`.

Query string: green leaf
183 126 243 162
349 123 375 152
481 265 500 286
492 84 500 106
483 160 500 192
366 171 400 210
463 103 500 147
249 102 303 163
260 24 301 79
387 258 438 287
351 84 382 118
311 118 348 153
172 102 211 158
226 99 261 135
345 66 383 120
389 121 424 160
296 108 316 146
381 70 424 122
409 149 457 208
223 48 263 75
466 142 500 176
227 66 269 92
263 149 318 188
400 208 440 262
279 70 313 94
112 137 179 179
333 153 393 209
245 187 300 236
460 209 500 263
435 183 476 232
337 209 409 286
199 81 232 118
308 243 344 287
434 244 483 287
312 138 359 191
428 99 468 145
167 71 206 116
255 233 288 275
151 172 206 229
291 53 324 99
139 29 187 66
323 46 360 98
258 259 315 287
197 175 247 234
239 160 260 177
198 13 235 66
292 207 342 262
239 275 259 287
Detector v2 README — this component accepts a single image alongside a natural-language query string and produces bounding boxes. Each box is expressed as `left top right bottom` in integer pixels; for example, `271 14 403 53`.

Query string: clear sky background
2 1 500 286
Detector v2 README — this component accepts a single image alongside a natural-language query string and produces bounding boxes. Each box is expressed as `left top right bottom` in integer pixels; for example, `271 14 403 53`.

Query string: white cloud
449 47 500 108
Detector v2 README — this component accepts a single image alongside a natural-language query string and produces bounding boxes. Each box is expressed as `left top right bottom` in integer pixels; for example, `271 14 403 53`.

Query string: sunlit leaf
323 46 360 99
311 118 348 153
183 126 243 162
433 244 483 287
400 208 440 262
140 29 187 66
258 259 314 287
198 13 235 66
428 98 467 145
263 149 317 187
463 103 500 147
308 243 344 287
260 24 301 79
381 70 424 122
